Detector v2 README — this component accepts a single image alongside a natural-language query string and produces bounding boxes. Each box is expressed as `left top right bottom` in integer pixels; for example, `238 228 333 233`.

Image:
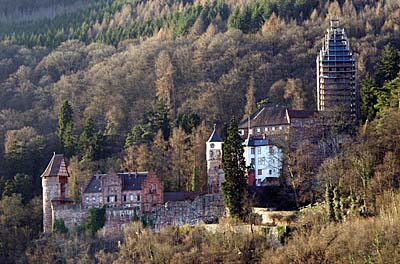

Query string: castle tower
41 153 71 232
317 19 359 120
206 125 224 193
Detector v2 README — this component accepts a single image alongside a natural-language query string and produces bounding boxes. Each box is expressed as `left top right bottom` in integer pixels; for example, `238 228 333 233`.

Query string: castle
42 20 358 232
42 153 224 232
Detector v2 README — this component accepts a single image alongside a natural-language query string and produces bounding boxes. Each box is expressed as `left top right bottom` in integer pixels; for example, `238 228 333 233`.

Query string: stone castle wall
50 194 225 232
148 194 225 230
52 204 88 230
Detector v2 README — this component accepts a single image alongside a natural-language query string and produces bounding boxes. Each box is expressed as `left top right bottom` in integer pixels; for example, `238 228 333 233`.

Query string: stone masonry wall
51 194 225 232
52 204 88 230
43 177 60 232
148 194 225 230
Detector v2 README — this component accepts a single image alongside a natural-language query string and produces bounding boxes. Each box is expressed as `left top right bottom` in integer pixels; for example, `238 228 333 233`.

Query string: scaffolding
317 20 359 119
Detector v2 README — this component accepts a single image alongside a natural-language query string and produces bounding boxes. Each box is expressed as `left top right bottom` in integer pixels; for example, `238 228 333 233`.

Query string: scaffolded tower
317 20 358 119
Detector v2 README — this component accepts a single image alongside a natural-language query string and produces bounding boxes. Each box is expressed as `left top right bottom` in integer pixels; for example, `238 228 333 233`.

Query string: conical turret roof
207 125 222 142
41 153 69 178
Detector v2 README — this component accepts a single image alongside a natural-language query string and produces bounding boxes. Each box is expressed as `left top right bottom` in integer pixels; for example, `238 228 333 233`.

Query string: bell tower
41 153 71 232
206 125 224 193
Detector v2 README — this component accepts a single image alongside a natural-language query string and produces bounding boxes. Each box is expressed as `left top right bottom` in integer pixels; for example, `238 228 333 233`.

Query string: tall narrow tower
317 19 358 119
206 125 224 193
41 153 71 232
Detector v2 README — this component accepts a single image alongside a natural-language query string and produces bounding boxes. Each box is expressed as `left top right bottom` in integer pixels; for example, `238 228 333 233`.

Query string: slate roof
238 106 315 129
243 137 270 147
41 153 69 178
287 109 315 119
83 172 149 193
207 126 222 142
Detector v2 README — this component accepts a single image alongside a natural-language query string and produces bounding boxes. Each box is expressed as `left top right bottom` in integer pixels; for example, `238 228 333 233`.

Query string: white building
243 137 283 186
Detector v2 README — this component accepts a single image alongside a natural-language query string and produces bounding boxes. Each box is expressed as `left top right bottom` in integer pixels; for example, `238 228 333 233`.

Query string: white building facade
243 137 283 186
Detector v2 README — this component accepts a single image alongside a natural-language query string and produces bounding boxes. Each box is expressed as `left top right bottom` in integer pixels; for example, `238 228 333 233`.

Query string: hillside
0 0 400 262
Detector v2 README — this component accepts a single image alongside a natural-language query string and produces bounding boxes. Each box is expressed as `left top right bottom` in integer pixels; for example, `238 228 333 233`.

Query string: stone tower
41 153 71 232
317 19 359 120
206 125 224 193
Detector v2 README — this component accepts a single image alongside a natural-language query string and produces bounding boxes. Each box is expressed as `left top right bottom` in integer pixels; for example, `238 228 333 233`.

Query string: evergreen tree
227 7 241 30
79 117 107 162
376 44 400 87
360 75 377 121
333 188 343 222
325 183 335 221
86 206 106 235
221 117 248 220
58 100 75 158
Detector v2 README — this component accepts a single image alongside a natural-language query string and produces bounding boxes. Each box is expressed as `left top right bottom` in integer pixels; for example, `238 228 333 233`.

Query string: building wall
102 172 122 207
206 141 224 193
239 125 290 139
42 176 60 232
83 192 103 208
51 194 225 232
148 194 225 230
142 172 163 212
52 204 88 230
243 145 282 186
121 190 142 209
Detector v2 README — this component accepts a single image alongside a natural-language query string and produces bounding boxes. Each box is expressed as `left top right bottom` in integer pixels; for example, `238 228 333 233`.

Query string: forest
0 0 399 263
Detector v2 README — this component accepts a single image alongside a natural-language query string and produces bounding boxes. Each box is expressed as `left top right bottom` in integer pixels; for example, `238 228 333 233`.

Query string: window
123 195 126 202
257 148 261 154
272 127 275 131
137 195 141 202
209 150 214 159
258 157 266 165
109 196 113 202
130 194 134 201
99 196 103 203
92 196 96 202
269 169 272 175
258 169 262 175
279 126 282 130
86 196 89 203
251 158 255 165
251 148 255 155
269 146 275 155
115 195 118 202
257 128 261 133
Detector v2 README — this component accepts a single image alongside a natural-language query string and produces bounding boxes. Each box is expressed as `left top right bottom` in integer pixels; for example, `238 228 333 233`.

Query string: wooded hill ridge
0 0 399 196
0 0 400 263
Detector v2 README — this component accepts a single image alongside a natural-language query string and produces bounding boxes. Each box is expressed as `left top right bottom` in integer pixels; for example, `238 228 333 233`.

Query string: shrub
53 219 68 234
